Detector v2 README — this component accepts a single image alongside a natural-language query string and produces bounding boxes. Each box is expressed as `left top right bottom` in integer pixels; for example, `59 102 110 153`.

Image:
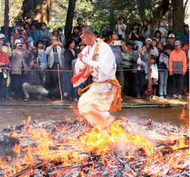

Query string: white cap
168 33 175 39
146 38 152 43
0 33 6 39
15 39 22 46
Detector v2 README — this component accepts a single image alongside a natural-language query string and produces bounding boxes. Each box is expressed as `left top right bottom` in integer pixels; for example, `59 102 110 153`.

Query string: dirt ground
0 100 189 130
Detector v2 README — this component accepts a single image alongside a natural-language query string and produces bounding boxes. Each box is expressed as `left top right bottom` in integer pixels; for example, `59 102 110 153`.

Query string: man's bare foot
102 115 115 131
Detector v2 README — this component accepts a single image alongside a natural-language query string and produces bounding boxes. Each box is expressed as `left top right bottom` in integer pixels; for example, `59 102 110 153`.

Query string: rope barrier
7 68 189 72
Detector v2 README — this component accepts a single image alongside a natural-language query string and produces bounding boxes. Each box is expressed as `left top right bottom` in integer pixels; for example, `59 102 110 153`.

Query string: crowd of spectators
0 17 189 103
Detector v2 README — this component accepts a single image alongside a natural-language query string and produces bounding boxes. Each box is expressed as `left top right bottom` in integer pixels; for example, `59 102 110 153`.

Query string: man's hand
155 78 158 82
138 48 144 55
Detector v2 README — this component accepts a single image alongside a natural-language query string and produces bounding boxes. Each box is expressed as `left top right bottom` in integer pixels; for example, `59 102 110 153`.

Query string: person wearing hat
0 43 10 102
145 55 158 100
25 37 38 66
0 33 12 57
13 26 28 45
167 33 175 51
30 24 41 46
143 38 159 64
52 28 64 48
169 40 187 99
11 39 27 99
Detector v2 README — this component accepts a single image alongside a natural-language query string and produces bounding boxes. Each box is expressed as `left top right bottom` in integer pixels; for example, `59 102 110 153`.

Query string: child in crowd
158 45 172 98
36 40 47 70
145 55 158 100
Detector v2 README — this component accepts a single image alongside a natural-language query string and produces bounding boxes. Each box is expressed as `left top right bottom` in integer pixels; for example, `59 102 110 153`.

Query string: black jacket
63 48 76 70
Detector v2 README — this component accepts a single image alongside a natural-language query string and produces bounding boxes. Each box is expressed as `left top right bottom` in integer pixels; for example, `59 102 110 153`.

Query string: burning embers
0 116 189 177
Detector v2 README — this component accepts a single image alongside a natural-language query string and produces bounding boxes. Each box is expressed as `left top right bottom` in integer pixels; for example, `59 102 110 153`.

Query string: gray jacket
45 45 64 68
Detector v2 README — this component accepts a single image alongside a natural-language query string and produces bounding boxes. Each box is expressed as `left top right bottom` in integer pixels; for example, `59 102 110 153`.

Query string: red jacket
0 51 10 66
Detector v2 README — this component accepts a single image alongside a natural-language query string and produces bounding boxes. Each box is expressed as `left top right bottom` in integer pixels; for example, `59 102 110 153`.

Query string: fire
0 117 189 176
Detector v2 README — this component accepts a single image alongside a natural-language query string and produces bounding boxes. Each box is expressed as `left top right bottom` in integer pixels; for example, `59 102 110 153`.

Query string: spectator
76 18 84 33
106 31 113 44
0 33 12 57
52 28 64 48
183 24 189 44
121 41 134 96
22 59 48 102
169 40 187 99
115 16 127 41
36 40 47 70
40 22 50 47
152 38 158 48
71 26 81 47
132 41 146 98
109 33 128 92
58 27 65 46
158 45 172 98
30 23 41 46
24 22 31 37
0 43 10 102
128 22 144 42
25 37 38 66
143 38 159 62
63 39 77 101
154 30 166 46
154 20 168 40
13 27 28 45
45 35 64 100
11 39 27 99
167 33 175 51
156 41 163 55
145 55 158 100
102 21 112 42
141 20 150 40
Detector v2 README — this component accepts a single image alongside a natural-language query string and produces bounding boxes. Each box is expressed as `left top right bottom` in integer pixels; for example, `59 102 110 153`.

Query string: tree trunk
137 0 146 22
4 0 9 38
64 0 76 42
172 0 184 33
17 0 52 24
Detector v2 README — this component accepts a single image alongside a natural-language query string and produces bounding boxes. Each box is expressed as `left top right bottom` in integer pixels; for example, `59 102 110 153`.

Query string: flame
0 117 189 176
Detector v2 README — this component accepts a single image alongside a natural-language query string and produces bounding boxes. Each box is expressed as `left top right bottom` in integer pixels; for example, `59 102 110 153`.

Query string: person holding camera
0 43 10 102
109 33 128 92
115 17 127 41
0 33 12 57
11 39 27 99
22 59 48 102
13 27 28 45
45 35 64 100
143 38 159 63
25 37 38 66
128 22 144 42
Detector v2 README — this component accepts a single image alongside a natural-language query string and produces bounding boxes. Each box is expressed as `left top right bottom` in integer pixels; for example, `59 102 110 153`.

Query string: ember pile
0 116 189 177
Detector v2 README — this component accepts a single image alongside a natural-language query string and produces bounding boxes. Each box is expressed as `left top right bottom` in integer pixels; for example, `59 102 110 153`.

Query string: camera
114 40 121 46
18 44 22 48
148 43 153 49
33 60 38 64
18 29 23 34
